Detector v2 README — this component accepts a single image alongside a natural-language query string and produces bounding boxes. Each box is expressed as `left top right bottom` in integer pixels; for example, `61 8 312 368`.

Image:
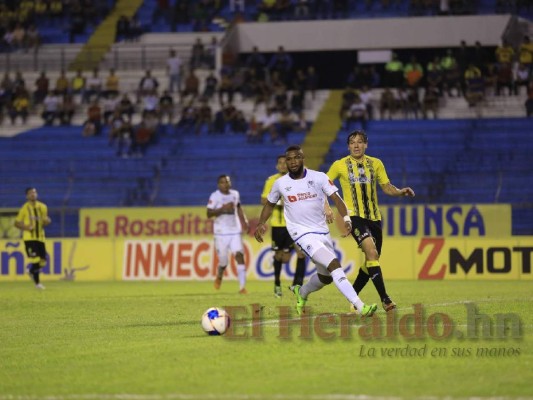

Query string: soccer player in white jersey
207 175 250 294
254 145 378 317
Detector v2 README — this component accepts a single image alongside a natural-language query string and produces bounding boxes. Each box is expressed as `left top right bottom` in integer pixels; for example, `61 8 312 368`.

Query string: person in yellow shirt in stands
519 36 533 75
14 188 51 290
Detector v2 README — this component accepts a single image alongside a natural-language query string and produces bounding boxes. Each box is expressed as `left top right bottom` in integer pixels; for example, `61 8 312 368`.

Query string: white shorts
214 233 244 266
294 233 336 276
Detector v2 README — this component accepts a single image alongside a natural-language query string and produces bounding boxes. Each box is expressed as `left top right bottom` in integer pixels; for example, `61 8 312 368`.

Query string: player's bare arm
329 192 352 237
14 220 33 231
380 182 415 197
237 204 249 233
324 199 334 224
254 201 276 243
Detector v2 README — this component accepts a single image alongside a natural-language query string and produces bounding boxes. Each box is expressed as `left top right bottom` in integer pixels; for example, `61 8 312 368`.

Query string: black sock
352 268 370 294
367 266 389 301
273 259 282 286
292 257 306 286
30 263 40 284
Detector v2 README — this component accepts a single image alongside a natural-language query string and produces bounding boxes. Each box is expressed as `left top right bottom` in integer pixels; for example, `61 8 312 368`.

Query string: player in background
261 155 307 298
327 130 415 311
14 187 51 289
255 145 377 317
207 175 249 294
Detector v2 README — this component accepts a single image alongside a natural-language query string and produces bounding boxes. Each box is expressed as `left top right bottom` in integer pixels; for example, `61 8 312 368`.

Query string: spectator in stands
526 81 533 117
359 86 374 121
195 100 213 135
159 90 174 124
519 36 533 75
422 84 440 119
514 63 530 96
138 70 159 100
496 63 514 96
495 40 515 66
441 49 461 97
167 49 183 94
277 108 295 144
11 24 25 51
127 15 143 42
1 73 14 99
190 38 205 69
115 15 129 42
472 41 489 73
114 118 133 157
268 46 293 85
86 100 103 135
59 94 75 125
42 91 61 125
71 69 86 98
290 88 305 114
218 70 235 106
379 87 397 120
426 57 443 96
118 93 135 122
306 65 318 100
203 71 218 100
340 85 357 119
204 36 218 69
404 55 424 90
272 84 288 112
455 40 470 81
257 107 278 141
55 70 70 96
105 69 120 97
141 89 159 119
85 68 103 103
8 91 29 125
464 63 484 107
384 53 404 88
177 101 198 130
182 69 200 102
345 95 368 130
25 24 40 52
246 114 261 143
132 120 155 157
245 46 267 81
102 93 118 124
191 2 211 32
34 72 49 105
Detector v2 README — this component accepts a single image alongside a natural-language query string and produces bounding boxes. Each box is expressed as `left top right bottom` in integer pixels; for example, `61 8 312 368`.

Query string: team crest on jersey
354 228 360 236
307 181 314 188
285 186 291 192
306 244 313 253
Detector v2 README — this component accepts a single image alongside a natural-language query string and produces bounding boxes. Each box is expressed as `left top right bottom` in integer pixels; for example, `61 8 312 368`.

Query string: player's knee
318 274 333 285
235 252 245 263
281 252 291 263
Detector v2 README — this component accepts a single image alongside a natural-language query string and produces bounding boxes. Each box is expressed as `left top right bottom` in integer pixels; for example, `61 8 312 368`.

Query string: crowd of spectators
0 0 113 50
338 36 533 122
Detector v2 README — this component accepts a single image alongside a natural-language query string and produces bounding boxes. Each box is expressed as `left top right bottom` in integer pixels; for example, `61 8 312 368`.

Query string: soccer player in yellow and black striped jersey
14 187 51 289
327 130 415 311
261 155 307 298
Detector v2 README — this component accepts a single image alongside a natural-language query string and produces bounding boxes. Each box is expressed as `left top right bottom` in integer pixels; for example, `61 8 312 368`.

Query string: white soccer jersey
207 189 242 235
267 169 338 241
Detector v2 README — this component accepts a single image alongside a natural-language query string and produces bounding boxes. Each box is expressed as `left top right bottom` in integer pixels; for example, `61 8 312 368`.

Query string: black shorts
24 240 47 260
350 216 383 255
271 226 294 252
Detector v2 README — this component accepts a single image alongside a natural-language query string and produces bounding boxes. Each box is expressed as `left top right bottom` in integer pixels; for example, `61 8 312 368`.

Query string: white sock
330 268 364 312
300 273 325 299
237 264 246 289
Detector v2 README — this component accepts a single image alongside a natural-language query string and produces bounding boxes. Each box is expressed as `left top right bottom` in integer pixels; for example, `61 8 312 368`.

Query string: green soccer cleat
360 303 378 318
289 285 307 315
274 285 282 298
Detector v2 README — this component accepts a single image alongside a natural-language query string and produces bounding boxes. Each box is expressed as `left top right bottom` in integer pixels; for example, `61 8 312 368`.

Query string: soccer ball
201 307 230 336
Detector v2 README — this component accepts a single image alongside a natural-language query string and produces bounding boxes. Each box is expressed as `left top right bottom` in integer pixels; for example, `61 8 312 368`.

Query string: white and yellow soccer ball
201 307 230 336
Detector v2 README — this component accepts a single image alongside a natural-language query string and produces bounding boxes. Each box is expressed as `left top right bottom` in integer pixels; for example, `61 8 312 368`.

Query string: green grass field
1 279 531 400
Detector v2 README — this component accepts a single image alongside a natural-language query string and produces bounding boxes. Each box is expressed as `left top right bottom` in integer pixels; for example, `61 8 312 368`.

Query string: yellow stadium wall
1 205 531 282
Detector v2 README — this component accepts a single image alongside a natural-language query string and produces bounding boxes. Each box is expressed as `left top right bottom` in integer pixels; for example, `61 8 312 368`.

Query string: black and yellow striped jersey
327 154 390 221
15 201 49 241
261 172 286 227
